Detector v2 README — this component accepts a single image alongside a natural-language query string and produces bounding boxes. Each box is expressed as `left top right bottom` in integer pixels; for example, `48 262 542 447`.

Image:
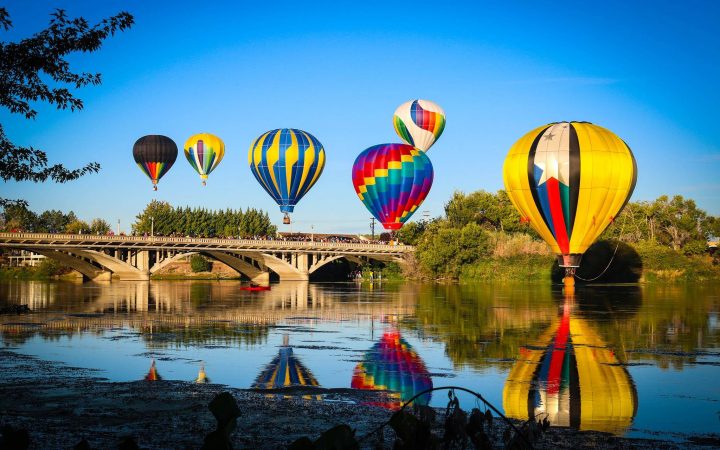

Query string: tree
0 7 133 207
0 204 37 231
444 190 527 233
416 220 490 278
89 218 111 234
65 219 89 234
36 209 76 233
190 254 212 272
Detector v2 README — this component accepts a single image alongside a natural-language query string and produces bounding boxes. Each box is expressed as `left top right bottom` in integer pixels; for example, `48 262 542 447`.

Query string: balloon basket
282 213 291 225
153 185 157 191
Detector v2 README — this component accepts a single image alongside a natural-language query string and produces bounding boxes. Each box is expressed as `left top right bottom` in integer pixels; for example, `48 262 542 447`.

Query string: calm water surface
1 280 718 439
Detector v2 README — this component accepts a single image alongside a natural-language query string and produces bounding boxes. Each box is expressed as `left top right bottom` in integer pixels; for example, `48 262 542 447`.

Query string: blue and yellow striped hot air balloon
248 129 325 224
184 133 225 186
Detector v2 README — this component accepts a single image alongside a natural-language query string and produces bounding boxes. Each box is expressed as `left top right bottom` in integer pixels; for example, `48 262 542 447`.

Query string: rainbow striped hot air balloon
352 330 433 409
133 135 178 190
184 133 225 185
503 122 637 283
352 144 433 231
248 129 325 224
393 99 446 152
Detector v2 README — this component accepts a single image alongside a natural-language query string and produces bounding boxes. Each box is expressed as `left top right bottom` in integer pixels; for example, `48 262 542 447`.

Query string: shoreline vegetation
396 190 719 283
1 192 718 283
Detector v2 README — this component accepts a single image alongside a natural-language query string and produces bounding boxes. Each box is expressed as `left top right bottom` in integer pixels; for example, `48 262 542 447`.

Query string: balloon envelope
352 143 433 230
133 135 178 189
248 129 325 213
393 99 446 151
502 122 637 268
184 133 225 184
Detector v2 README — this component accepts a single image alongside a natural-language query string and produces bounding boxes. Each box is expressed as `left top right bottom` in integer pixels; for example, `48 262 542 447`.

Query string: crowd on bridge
126 231 401 245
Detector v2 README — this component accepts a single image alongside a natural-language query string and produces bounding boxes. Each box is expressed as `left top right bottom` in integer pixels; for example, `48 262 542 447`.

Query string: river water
1 280 718 440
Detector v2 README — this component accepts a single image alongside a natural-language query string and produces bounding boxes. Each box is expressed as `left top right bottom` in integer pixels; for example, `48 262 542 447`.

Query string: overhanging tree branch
0 7 133 206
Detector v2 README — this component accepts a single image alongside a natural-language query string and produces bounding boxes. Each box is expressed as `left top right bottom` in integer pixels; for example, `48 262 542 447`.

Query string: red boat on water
240 285 271 291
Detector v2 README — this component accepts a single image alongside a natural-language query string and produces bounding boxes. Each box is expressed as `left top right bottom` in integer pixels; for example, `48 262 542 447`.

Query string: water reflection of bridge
0 282 418 343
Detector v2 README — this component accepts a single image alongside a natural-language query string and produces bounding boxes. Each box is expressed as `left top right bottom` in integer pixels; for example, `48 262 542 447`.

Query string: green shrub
36 258 66 277
190 255 212 272
460 254 555 282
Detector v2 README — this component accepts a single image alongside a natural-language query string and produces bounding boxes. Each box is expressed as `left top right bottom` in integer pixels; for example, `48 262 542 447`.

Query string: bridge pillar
136 250 150 273
93 271 113 281
296 253 309 275
252 271 270 285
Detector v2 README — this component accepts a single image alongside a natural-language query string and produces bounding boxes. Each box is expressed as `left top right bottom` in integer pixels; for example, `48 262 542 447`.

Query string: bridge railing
0 232 414 252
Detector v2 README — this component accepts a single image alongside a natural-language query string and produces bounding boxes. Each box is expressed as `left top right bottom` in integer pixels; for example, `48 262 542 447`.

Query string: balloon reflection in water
195 362 210 384
253 335 319 390
144 359 161 381
503 297 637 434
352 330 433 409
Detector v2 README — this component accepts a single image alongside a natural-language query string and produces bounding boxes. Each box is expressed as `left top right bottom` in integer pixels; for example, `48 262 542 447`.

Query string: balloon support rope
574 212 628 282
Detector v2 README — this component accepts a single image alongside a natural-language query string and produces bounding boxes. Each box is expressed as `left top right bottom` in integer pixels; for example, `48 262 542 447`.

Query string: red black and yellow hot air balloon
133 135 178 190
503 122 637 285
502 298 637 434
352 330 433 409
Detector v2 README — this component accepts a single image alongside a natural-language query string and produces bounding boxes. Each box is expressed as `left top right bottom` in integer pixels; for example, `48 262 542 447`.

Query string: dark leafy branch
0 7 134 206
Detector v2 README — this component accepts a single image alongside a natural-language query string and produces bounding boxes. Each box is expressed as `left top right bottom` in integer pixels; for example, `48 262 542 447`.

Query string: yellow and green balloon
184 133 225 185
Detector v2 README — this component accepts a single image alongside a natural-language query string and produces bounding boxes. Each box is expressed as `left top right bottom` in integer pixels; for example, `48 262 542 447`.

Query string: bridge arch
29 248 111 281
250 252 307 281
204 251 270 284
71 249 148 280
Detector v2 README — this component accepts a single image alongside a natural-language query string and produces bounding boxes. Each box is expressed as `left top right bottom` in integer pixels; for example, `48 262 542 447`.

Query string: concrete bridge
0 233 413 282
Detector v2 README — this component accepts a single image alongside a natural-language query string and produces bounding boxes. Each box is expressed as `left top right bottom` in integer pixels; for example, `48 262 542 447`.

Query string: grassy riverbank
0 260 79 281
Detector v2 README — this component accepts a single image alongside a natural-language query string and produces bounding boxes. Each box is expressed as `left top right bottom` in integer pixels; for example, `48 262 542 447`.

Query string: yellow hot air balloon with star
502 122 637 285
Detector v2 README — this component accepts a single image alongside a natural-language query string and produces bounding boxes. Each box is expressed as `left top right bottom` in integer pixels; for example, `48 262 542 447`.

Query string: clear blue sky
3 0 719 233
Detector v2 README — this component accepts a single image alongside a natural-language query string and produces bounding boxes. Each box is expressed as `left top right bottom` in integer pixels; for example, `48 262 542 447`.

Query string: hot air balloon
502 122 637 286
352 330 433 409
352 144 433 231
133 135 178 190
248 129 325 224
184 133 225 186
393 99 446 152
503 298 637 434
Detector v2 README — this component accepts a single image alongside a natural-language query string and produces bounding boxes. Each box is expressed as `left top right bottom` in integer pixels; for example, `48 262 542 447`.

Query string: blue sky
3 0 719 233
